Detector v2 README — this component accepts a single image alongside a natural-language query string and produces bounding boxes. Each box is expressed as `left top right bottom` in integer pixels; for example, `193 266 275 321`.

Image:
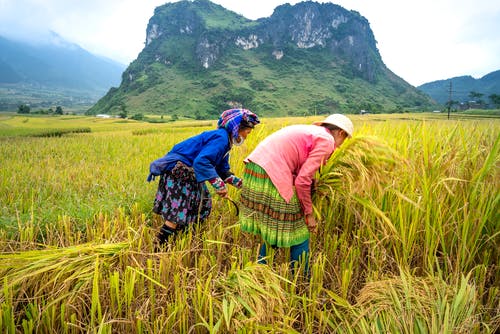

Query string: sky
0 0 499 87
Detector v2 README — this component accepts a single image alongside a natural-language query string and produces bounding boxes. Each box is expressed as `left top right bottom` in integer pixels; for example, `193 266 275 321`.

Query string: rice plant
0 113 498 333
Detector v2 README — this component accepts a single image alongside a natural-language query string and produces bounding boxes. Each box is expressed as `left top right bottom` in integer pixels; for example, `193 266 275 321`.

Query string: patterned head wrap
217 108 260 141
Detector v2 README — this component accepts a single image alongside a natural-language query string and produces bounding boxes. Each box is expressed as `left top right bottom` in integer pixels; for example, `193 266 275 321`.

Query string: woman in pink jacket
239 114 354 274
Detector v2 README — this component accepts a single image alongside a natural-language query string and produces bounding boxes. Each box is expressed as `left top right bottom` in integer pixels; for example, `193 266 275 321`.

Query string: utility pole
447 81 452 120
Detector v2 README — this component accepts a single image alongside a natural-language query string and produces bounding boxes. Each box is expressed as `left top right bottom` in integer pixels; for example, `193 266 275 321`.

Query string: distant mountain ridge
89 0 436 117
0 33 125 111
417 70 500 106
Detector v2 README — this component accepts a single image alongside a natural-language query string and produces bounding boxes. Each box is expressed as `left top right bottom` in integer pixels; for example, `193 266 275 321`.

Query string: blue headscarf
217 108 260 141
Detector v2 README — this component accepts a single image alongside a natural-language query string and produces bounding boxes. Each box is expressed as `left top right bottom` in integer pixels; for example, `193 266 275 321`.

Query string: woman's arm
295 136 334 215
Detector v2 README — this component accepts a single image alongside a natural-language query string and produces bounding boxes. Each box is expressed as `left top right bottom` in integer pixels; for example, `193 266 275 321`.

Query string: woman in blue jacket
148 108 260 247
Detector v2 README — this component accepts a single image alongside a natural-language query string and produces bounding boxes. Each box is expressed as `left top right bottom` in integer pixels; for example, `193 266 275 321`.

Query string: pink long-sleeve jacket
244 124 335 215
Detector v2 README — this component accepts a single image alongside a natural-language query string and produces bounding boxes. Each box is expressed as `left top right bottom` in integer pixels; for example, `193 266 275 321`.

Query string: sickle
225 197 240 216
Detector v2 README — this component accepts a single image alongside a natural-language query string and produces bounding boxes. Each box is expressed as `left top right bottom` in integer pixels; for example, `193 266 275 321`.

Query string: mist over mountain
0 32 125 111
89 0 436 118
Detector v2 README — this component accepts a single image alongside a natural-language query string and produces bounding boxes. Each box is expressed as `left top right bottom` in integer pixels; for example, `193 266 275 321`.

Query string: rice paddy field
0 112 499 333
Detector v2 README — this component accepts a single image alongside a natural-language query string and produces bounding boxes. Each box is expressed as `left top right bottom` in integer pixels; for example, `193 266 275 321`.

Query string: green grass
456 109 500 117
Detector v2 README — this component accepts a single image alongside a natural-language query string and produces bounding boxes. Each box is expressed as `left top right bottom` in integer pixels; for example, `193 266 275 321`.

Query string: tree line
17 105 65 115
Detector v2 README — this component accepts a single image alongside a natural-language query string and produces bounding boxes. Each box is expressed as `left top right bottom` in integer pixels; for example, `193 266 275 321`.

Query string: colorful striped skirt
239 162 309 248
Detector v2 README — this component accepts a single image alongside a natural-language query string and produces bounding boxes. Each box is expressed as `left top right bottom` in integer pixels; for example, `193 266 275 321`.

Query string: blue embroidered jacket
147 128 232 182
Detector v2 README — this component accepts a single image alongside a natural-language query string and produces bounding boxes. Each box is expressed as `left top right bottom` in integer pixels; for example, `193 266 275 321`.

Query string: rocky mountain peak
140 0 379 81
259 1 378 81
90 0 435 117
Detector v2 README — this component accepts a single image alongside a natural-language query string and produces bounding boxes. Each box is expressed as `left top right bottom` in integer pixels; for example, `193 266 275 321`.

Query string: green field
0 113 499 333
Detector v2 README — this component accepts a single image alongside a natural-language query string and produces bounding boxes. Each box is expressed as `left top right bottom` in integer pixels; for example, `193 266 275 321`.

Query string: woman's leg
290 238 310 275
258 242 267 264
157 220 179 247
258 242 277 264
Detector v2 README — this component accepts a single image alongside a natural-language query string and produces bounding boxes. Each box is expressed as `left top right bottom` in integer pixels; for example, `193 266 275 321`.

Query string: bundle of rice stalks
0 242 129 307
312 135 404 236
352 272 479 333
314 135 403 200
213 262 290 330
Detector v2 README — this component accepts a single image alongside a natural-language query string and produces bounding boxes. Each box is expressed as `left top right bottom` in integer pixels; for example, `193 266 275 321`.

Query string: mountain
88 0 436 118
417 70 500 106
0 32 126 111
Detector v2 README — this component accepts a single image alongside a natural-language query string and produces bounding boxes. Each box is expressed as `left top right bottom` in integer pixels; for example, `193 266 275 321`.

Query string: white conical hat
313 114 354 137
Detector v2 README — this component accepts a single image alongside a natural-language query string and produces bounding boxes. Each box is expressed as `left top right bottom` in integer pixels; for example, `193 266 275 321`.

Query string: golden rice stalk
0 242 129 305
314 135 403 200
312 136 404 236
353 272 479 332
214 262 290 329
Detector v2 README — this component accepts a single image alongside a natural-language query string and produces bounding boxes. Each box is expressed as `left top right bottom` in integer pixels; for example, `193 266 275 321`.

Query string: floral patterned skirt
152 162 212 227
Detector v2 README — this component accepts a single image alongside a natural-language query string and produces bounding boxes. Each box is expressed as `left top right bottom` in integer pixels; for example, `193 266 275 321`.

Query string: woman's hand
209 177 228 198
216 188 228 198
305 213 317 234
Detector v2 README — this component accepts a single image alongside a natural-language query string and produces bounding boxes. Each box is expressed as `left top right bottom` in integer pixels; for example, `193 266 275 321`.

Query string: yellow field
0 113 499 333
